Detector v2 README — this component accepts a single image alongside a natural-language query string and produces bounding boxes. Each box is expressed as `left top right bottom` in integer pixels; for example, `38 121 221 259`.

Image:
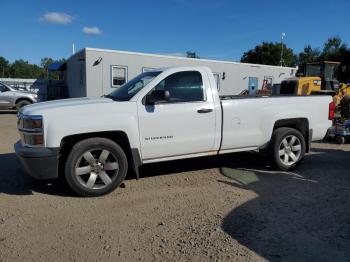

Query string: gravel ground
0 113 349 262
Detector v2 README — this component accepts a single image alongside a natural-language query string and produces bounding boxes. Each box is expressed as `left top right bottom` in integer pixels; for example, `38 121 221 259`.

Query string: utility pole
280 32 286 67
72 43 75 54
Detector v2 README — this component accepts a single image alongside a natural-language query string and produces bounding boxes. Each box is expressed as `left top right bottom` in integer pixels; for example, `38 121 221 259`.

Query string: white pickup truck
15 67 334 196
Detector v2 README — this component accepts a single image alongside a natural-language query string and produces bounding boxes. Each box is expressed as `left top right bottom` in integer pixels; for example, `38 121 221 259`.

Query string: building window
142 67 155 73
111 65 128 87
264 76 273 89
213 73 220 90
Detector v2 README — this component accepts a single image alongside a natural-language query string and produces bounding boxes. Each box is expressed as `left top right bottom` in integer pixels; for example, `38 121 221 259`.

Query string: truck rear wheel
64 138 128 197
269 127 306 171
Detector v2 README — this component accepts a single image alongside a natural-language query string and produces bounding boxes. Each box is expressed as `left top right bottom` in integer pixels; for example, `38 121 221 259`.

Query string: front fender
44 112 140 149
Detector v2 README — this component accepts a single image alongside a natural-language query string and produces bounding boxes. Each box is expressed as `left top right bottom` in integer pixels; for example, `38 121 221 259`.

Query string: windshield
305 64 321 77
0 82 11 92
10 86 26 91
305 63 338 80
324 63 338 81
108 71 162 101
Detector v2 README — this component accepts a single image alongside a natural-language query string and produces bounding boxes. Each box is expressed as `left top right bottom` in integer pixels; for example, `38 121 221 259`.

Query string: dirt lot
0 113 350 262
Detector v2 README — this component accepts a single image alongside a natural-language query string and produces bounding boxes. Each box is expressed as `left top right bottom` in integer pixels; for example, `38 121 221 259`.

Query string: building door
248 77 258 95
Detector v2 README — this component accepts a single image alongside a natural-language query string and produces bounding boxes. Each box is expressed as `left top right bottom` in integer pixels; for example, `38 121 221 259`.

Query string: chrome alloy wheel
75 149 119 189
278 135 302 166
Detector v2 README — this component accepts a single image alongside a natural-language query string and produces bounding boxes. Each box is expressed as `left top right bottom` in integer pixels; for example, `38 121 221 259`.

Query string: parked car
0 82 37 111
15 67 333 196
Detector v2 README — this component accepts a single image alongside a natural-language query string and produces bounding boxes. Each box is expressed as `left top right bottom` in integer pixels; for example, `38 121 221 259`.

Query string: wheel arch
15 97 34 105
273 118 311 152
58 131 141 179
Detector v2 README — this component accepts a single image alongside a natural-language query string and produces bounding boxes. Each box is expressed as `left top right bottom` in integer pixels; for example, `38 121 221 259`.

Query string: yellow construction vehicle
279 61 350 118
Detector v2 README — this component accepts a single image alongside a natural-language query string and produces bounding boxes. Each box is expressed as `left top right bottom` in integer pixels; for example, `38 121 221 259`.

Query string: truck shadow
220 147 350 261
0 151 253 196
0 153 73 196
0 110 16 114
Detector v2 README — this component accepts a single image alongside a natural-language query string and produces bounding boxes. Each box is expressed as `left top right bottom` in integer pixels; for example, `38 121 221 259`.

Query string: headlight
18 114 44 147
21 134 44 146
23 116 42 129
30 94 38 100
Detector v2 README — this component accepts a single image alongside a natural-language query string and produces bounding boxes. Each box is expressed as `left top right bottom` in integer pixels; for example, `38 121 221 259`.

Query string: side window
152 71 204 103
0 83 9 92
112 66 128 87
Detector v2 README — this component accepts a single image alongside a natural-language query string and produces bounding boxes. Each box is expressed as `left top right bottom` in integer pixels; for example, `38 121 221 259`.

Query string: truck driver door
137 70 216 161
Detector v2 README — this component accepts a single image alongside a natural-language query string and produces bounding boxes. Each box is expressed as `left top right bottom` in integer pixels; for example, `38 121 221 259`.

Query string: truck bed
219 95 332 153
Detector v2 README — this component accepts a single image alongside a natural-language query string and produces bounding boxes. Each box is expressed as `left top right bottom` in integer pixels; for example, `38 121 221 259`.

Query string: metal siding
66 50 87 98
77 48 296 98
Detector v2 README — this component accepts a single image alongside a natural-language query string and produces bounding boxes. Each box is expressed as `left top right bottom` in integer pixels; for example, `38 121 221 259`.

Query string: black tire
64 138 128 197
336 136 345 144
16 100 31 111
269 127 306 171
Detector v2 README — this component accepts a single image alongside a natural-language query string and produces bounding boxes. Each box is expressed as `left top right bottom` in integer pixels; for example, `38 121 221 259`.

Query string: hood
21 97 115 116
12 90 37 96
19 97 139 148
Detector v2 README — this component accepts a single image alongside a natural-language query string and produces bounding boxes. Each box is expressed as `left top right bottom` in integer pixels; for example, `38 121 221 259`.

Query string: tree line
0 57 65 79
240 36 350 82
240 36 350 66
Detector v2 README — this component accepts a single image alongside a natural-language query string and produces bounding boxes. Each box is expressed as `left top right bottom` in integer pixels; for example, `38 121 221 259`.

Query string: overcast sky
1 0 350 64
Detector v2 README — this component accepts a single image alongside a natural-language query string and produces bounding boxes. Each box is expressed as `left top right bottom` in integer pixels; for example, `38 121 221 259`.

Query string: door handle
197 108 213 113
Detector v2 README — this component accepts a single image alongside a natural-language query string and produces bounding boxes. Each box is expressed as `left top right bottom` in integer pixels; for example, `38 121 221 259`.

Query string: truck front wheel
269 127 306 171
64 138 128 197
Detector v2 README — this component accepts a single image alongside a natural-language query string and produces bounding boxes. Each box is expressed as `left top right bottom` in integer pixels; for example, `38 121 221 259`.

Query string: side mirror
145 90 170 105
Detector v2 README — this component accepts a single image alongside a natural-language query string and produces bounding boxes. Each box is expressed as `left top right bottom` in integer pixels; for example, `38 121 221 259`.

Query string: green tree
0 56 10 77
319 37 350 83
41 57 66 80
298 45 320 64
41 57 54 76
240 42 297 67
0 56 67 79
9 59 43 79
321 36 347 61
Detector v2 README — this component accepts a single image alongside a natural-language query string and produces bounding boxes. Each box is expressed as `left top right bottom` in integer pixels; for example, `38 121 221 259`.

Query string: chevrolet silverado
15 67 334 196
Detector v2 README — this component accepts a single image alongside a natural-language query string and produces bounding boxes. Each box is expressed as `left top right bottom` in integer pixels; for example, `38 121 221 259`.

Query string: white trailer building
64 48 296 98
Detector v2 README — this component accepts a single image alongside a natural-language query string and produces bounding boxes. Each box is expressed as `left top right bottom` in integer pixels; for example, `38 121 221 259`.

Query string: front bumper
14 140 60 179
